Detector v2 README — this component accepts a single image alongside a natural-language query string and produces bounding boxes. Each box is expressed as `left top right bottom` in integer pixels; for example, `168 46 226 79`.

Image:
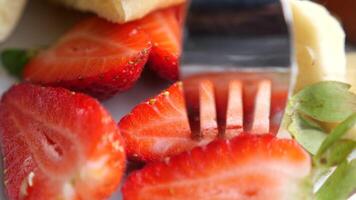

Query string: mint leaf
316 113 356 159
0 49 37 78
315 159 356 200
288 113 327 155
319 140 356 167
290 82 356 123
284 81 356 199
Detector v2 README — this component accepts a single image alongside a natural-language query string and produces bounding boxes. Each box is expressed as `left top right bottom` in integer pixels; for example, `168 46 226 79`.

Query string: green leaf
0 48 37 78
288 113 327 155
290 81 356 123
316 113 356 159
319 140 356 167
315 159 356 200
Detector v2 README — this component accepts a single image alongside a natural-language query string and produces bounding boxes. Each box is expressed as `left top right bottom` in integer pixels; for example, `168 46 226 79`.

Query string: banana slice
346 53 356 139
347 53 356 93
0 0 27 42
290 0 346 92
53 0 185 23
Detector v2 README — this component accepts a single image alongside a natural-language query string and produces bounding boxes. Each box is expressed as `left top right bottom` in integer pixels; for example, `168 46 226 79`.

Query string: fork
180 0 294 137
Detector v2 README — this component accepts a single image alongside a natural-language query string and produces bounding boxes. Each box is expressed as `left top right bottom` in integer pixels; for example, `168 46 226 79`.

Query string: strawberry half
122 134 311 200
120 75 289 162
0 84 126 200
136 7 182 81
173 3 188 26
23 17 152 99
119 82 213 162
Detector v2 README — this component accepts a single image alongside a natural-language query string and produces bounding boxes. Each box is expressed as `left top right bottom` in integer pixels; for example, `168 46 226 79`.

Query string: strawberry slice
172 3 188 26
136 7 182 81
0 84 126 200
119 82 213 161
122 134 311 200
23 17 152 99
120 76 288 161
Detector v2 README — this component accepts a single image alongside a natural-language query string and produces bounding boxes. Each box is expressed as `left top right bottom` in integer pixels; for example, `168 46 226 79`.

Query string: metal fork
180 0 295 137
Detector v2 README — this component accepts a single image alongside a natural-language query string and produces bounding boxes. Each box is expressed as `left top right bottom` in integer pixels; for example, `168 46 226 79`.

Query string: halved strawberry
119 82 213 162
0 84 126 200
136 7 182 81
172 3 188 26
23 17 152 99
122 134 311 200
120 74 289 161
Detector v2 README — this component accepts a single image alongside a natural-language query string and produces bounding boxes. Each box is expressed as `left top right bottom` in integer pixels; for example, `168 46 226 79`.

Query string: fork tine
183 81 200 140
199 80 219 139
184 75 275 140
250 80 272 134
225 80 243 139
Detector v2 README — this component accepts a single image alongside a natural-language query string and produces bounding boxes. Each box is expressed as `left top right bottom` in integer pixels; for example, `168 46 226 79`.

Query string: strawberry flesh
0 84 126 200
136 7 182 81
120 74 289 162
23 17 152 99
119 82 213 162
122 134 311 200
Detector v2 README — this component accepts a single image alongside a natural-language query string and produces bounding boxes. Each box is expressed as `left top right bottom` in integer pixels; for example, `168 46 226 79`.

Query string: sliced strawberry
122 134 311 200
172 3 188 26
119 82 213 161
23 17 152 99
120 75 288 161
136 7 182 81
0 84 126 200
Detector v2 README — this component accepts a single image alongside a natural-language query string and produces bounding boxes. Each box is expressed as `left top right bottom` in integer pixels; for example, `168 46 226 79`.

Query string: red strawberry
120 74 288 162
172 3 188 26
0 84 126 200
23 17 152 99
136 7 182 81
119 82 214 162
122 134 311 200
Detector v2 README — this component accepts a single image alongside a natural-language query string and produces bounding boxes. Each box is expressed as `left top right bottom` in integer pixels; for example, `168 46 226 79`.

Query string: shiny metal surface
180 0 295 136
181 0 292 73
